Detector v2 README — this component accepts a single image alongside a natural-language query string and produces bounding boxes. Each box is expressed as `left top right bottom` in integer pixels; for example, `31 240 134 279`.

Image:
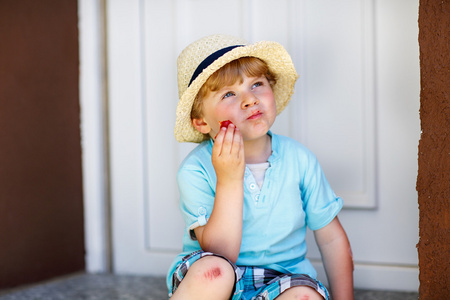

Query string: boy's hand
212 123 245 183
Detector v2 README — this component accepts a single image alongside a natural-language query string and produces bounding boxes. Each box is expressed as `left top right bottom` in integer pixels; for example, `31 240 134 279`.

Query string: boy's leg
170 255 236 300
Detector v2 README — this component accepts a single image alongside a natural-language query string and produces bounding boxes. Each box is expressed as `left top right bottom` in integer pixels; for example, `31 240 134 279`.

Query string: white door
106 0 420 291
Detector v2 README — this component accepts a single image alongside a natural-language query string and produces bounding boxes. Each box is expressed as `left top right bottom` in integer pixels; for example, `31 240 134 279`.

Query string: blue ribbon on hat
188 45 244 87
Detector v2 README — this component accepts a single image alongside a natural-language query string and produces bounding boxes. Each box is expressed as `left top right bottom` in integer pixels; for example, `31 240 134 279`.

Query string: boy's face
193 74 276 142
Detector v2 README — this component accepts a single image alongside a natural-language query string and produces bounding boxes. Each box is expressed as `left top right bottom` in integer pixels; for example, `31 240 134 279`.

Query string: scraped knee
172 255 236 299
191 255 235 286
275 286 323 300
204 266 222 280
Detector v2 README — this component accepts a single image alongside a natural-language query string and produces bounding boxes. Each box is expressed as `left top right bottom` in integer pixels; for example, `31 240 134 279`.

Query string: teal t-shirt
166 132 343 289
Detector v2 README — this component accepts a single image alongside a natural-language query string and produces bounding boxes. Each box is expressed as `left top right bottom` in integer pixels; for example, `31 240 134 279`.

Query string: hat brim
175 41 298 143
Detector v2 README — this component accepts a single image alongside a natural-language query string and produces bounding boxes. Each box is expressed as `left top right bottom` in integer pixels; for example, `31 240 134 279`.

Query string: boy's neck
244 133 272 164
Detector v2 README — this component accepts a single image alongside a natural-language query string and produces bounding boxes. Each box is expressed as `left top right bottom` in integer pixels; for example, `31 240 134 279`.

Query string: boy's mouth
247 110 262 120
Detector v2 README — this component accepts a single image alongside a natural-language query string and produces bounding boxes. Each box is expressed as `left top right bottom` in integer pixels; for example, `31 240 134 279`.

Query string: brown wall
417 0 450 298
0 0 85 289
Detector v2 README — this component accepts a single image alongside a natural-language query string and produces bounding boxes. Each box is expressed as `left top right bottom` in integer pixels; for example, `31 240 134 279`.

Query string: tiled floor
0 273 419 300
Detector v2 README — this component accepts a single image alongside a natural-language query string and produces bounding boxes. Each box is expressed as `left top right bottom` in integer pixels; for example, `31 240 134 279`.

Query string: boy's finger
230 127 242 156
212 127 226 156
221 124 237 154
214 126 226 140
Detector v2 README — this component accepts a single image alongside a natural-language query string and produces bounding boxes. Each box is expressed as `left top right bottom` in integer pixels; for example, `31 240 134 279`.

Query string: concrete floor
0 273 419 300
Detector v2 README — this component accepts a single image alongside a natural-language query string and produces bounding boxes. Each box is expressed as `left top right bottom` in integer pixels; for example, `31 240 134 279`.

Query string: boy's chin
242 131 270 142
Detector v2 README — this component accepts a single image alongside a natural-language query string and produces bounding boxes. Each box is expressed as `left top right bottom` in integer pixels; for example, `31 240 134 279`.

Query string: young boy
167 34 354 300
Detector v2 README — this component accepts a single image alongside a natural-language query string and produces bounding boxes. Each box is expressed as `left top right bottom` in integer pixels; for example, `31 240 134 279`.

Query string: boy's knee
171 255 236 299
277 286 323 300
203 266 222 280
190 256 235 284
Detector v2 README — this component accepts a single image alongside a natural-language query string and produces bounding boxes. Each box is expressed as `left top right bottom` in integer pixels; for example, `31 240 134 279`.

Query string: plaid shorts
170 250 329 300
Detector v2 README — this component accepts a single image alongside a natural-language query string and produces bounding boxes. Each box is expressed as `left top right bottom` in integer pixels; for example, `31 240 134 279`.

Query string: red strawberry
214 120 234 139
219 120 233 128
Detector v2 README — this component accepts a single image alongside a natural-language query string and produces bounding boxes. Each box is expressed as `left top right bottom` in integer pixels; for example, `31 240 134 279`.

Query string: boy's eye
252 81 263 89
222 91 235 99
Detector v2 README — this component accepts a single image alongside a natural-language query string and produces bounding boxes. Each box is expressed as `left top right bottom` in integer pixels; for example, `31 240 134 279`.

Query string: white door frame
78 0 110 273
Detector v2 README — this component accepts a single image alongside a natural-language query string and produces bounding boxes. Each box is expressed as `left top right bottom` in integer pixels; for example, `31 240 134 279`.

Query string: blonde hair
191 57 277 122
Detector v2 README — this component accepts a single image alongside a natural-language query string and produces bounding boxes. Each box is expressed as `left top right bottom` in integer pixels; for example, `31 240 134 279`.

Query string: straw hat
175 34 298 143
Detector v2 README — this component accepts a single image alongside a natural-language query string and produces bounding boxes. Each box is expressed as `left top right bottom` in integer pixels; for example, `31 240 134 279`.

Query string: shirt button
198 207 207 215
249 183 256 190
255 194 260 201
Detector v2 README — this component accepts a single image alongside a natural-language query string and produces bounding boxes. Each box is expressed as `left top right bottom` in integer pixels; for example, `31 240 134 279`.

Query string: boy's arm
314 216 354 300
194 125 245 263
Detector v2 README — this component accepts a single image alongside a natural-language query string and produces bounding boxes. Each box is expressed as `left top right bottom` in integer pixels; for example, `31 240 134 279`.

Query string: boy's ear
192 118 211 134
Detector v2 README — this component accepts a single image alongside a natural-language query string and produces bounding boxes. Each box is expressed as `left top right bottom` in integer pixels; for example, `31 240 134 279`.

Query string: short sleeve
177 164 216 240
301 152 343 231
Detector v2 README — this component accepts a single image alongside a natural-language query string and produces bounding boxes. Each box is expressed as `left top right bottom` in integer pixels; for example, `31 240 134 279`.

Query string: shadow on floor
0 273 418 300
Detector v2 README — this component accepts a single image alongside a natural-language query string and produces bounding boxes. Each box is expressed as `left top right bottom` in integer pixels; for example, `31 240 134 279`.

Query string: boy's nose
241 93 259 109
